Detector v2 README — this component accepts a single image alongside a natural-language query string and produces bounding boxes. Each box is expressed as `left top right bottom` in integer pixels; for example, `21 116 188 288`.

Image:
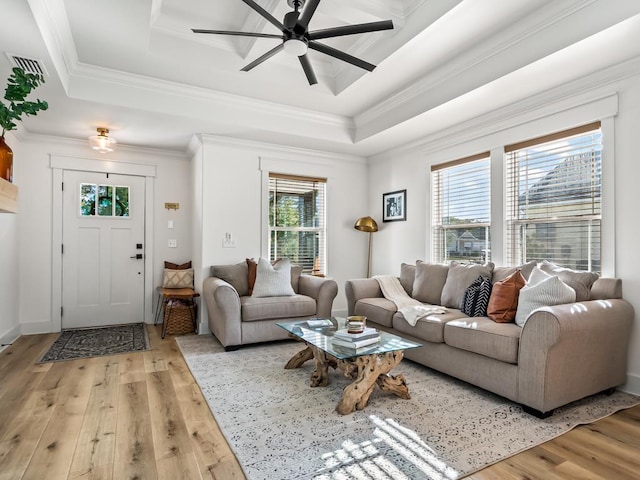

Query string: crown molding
369 56 640 161
353 0 608 140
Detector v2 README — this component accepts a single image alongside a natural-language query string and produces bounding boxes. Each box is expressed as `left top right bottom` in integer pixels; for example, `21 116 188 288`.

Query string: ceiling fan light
88 127 116 153
283 38 307 56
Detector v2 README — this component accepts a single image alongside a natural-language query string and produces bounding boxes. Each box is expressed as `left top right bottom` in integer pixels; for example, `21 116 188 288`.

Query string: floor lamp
354 216 379 277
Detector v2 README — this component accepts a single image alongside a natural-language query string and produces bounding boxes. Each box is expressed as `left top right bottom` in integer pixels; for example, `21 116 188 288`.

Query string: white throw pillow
251 257 296 297
515 269 576 327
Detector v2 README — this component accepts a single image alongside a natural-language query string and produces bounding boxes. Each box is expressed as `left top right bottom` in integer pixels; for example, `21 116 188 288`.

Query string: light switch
168 220 174 229
168 239 177 248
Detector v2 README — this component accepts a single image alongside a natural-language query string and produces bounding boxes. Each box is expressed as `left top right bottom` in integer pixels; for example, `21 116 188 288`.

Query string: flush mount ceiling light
88 127 116 153
192 0 394 85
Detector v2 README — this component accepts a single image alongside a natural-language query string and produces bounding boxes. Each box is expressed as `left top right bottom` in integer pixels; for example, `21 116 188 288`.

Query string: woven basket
163 304 196 335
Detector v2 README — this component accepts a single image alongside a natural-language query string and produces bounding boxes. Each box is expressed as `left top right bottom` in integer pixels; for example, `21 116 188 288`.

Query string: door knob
130 253 143 259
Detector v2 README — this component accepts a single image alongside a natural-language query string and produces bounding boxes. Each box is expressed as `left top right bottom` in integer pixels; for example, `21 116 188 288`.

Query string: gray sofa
345 261 634 416
203 261 338 350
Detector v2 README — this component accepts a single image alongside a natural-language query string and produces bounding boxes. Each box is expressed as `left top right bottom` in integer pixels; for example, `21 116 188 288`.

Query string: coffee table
276 317 422 414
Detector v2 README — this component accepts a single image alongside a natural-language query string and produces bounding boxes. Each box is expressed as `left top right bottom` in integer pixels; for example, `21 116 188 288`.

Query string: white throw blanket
374 275 448 326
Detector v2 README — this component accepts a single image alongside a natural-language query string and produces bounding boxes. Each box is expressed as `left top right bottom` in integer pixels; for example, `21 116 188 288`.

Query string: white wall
191 135 369 332
368 71 640 394
13 135 191 333
0 131 21 350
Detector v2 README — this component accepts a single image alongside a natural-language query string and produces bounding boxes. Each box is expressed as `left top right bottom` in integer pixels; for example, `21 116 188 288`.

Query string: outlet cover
168 239 177 248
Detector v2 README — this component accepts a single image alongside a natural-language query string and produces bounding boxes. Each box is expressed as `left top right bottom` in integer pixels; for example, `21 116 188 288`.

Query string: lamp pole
354 216 379 278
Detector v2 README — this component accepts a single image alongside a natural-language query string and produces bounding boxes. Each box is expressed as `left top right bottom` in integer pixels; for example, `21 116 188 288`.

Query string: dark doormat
39 323 149 363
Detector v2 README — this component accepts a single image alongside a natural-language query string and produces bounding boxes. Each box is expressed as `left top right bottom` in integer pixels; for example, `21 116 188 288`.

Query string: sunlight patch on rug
176 335 639 480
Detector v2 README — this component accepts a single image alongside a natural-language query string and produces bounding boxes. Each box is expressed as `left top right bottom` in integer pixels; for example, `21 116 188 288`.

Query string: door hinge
61 181 64 191
61 306 63 317
61 244 64 254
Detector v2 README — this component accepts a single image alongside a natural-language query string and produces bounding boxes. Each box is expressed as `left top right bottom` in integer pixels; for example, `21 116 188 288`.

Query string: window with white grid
268 173 326 275
505 122 602 272
432 153 491 264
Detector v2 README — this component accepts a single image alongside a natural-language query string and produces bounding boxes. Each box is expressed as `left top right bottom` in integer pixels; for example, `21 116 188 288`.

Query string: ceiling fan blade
298 54 318 85
296 0 321 32
308 41 376 71
241 43 284 72
308 20 394 40
240 0 286 32
192 29 283 39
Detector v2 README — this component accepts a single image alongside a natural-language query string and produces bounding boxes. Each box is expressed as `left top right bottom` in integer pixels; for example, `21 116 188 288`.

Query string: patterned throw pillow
460 275 493 317
162 268 194 289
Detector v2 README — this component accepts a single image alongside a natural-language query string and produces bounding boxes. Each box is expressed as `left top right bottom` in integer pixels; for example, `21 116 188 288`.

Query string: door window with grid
505 122 602 272
268 173 326 275
432 153 491 264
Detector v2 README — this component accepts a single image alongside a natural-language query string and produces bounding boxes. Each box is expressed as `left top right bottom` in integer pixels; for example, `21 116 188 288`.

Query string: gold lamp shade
354 216 378 277
354 216 378 233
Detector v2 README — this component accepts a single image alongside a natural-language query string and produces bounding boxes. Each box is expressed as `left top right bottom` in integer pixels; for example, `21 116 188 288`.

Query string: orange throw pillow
246 258 258 295
487 270 526 323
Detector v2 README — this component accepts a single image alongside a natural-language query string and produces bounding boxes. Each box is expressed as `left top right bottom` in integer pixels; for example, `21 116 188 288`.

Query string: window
80 183 129 217
432 153 491 263
505 122 602 272
268 173 326 275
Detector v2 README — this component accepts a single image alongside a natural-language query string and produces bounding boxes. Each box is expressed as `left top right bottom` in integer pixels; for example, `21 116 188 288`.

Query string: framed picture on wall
382 189 406 222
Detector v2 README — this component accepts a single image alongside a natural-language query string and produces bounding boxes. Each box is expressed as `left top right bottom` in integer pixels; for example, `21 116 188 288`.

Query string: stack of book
332 327 380 349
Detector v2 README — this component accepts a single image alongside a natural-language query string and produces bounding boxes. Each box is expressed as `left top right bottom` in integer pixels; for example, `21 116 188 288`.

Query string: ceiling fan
192 0 394 85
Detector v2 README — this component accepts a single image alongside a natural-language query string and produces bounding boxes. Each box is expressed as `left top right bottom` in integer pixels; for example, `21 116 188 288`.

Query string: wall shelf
0 177 18 213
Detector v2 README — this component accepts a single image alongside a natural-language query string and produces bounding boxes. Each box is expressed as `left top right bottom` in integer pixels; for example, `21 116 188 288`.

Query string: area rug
176 335 639 480
39 323 149 362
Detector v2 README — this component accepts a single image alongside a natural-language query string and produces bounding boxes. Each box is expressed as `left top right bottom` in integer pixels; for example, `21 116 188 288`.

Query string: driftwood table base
284 345 410 414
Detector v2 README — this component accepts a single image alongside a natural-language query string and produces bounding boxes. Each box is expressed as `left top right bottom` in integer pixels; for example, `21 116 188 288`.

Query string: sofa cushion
539 260 598 302
399 263 416 295
241 294 316 322
354 298 396 328
444 317 522 364
412 261 449 305
441 261 494 308
492 260 537 283
487 269 526 323
461 275 492 317
515 268 576 327
252 258 296 297
393 308 467 343
211 262 249 296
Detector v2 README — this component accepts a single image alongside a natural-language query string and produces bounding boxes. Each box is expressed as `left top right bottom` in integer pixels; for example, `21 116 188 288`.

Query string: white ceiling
2 0 640 157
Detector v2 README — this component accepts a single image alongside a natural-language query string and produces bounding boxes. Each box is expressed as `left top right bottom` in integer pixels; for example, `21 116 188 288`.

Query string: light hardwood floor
0 325 638 480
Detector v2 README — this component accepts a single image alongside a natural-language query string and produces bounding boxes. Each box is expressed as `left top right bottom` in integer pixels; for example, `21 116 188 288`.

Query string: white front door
62 171 145 329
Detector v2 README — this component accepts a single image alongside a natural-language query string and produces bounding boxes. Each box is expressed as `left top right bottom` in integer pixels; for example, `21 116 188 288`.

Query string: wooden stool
155 287 200 338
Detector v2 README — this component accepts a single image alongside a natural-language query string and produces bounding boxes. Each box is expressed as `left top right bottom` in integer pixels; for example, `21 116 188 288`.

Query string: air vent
5 53 48 77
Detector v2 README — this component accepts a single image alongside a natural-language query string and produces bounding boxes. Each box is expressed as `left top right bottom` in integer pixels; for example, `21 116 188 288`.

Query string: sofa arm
298 275 338 317
344 278 383 316
202 277 242 347
517 298 634 413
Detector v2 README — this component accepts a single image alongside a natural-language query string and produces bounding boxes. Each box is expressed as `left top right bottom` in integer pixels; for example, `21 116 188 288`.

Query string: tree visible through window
432 153 491 264
268 174 326 275
505 122 602 272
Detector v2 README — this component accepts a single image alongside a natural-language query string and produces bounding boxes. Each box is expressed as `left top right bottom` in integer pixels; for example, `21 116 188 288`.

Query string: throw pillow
440 261 495 309
211 262 249 296
252 257 296 297
399 262 416 295
492 260 537 283
460 275 492 317
412 261 449 305
487 269 526 323
247 257 303 295
539 260 599 302
162 268 194 289
164 260 191 270
515 271 576 327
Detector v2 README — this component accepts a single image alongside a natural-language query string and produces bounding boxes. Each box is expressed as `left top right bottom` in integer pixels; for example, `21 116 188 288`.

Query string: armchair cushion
241 295 316 322
211 262 249 296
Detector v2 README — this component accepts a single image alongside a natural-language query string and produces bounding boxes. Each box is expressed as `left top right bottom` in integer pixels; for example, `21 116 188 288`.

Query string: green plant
0 67 48 137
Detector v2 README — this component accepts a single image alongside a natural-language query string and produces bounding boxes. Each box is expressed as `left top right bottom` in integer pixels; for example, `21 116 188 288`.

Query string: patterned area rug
39 323 149 362
176 335 640 480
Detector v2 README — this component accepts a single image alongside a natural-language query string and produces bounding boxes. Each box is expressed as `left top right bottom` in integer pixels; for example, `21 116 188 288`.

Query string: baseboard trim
620 373 640 396
0 325 21 353
20 321 55 335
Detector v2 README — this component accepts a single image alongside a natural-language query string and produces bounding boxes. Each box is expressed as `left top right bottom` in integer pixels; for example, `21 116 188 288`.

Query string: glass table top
276 317 422 360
